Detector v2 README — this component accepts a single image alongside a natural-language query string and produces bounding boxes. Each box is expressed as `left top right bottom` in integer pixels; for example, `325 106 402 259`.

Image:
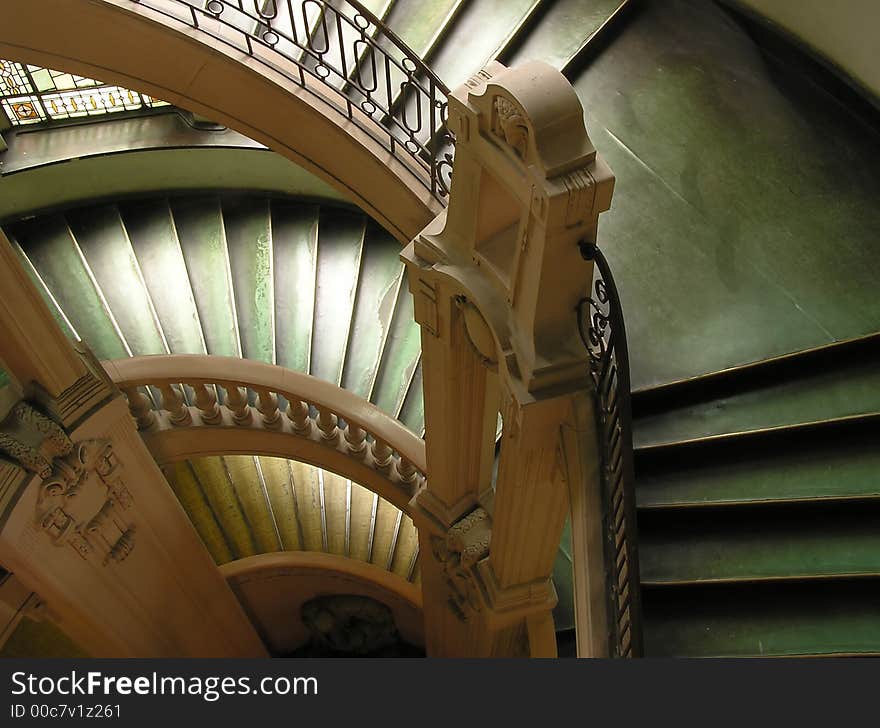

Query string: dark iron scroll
576 241 643 658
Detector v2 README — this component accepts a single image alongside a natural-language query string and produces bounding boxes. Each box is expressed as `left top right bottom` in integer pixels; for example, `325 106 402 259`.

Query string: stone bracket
430 507 491 623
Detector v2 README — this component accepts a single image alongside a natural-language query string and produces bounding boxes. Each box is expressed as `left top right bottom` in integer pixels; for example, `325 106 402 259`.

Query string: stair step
169 197 241 358
506 0 626 70
7 216 128 359
370 272 421 417
223 454 283 554
222 197 275 364
289 459 324 552
397 358 424 430
426 0 538 89
384 0 462 57
636 414 880 508
639 501 880 584
643 580 880 657
163 461 235 566
310 209 365 384
271 200 319 374
188 456 258 561
66 205 169 356
255 455 304 551
392 0 539 149
117 198 207 355
348 480 378 563
341 223 403 400
632 336 880 447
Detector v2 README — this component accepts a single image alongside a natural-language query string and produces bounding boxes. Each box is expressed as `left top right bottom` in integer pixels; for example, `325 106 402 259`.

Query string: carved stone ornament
492 95 529 160
37 439 136 565
431 507 491 622
0 401 136 564
0 402 72 480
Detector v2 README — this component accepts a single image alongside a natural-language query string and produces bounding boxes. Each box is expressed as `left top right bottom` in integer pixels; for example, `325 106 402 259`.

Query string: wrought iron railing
576 241 643 658
127 0 455 203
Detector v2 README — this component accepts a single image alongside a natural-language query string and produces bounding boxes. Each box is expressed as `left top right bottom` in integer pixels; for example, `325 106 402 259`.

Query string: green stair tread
169 197 240 358
257 456 303 551
370 274 421 417
428 0 536 88
643 581 880 657
384 0 460 56
189 456 257 560
7 216 127 360
552 519 575 632
118 199 207 355
7 229 78 341
636 425 880 507
571 0 880 389
164 461 234 565
65 205 167 356
507 0 625 70
397 359 424 433
223 455 281 554
638 502 880 584
222 197 275 364
310 209 364 385
341 224 403 400
272 200 318 374
633 358 880 447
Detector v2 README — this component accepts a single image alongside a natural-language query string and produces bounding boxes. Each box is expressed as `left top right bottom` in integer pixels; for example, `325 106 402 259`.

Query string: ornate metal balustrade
577 241 643 658
105 355 426 507
127 0 455 202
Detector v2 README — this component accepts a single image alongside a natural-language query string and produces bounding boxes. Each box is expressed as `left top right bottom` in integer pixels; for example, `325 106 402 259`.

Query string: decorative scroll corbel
431 507 491 622
0 402 72 479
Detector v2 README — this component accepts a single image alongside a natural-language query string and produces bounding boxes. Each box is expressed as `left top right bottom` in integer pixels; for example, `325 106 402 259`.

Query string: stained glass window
0 60 169 127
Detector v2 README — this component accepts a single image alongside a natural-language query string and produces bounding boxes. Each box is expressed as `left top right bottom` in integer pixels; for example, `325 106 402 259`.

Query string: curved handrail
103 354 426 496
126 0 455 202
576 241 644 658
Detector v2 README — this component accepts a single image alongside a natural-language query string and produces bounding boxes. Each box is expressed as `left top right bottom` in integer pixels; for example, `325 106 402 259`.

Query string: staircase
6 195 424 587
633 335 880 656
4 0 880 657
7 195 425 432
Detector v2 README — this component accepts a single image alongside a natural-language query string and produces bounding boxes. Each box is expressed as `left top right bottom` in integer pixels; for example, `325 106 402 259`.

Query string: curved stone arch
221 552 423 653
0 0 440 243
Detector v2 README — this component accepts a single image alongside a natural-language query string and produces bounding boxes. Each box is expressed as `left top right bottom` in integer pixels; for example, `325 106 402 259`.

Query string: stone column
402 61 616 656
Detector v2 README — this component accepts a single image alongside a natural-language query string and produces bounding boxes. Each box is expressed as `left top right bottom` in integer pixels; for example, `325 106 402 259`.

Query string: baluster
371 437 393 470
224 384 252 425
315 406 339 443
254 387 281 428
192 383 222 425
122 386 156 430
396 455 418 485
286 399 312 435
158 383 192 427
344 421 367 455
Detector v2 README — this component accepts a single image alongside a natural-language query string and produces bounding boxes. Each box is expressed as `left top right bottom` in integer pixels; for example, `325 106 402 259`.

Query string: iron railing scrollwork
576 240 643 658
127 0 455 202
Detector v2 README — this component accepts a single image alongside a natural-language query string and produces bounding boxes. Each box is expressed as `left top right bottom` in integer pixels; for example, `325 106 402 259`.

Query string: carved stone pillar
402 61 615 656
0 231 266 656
